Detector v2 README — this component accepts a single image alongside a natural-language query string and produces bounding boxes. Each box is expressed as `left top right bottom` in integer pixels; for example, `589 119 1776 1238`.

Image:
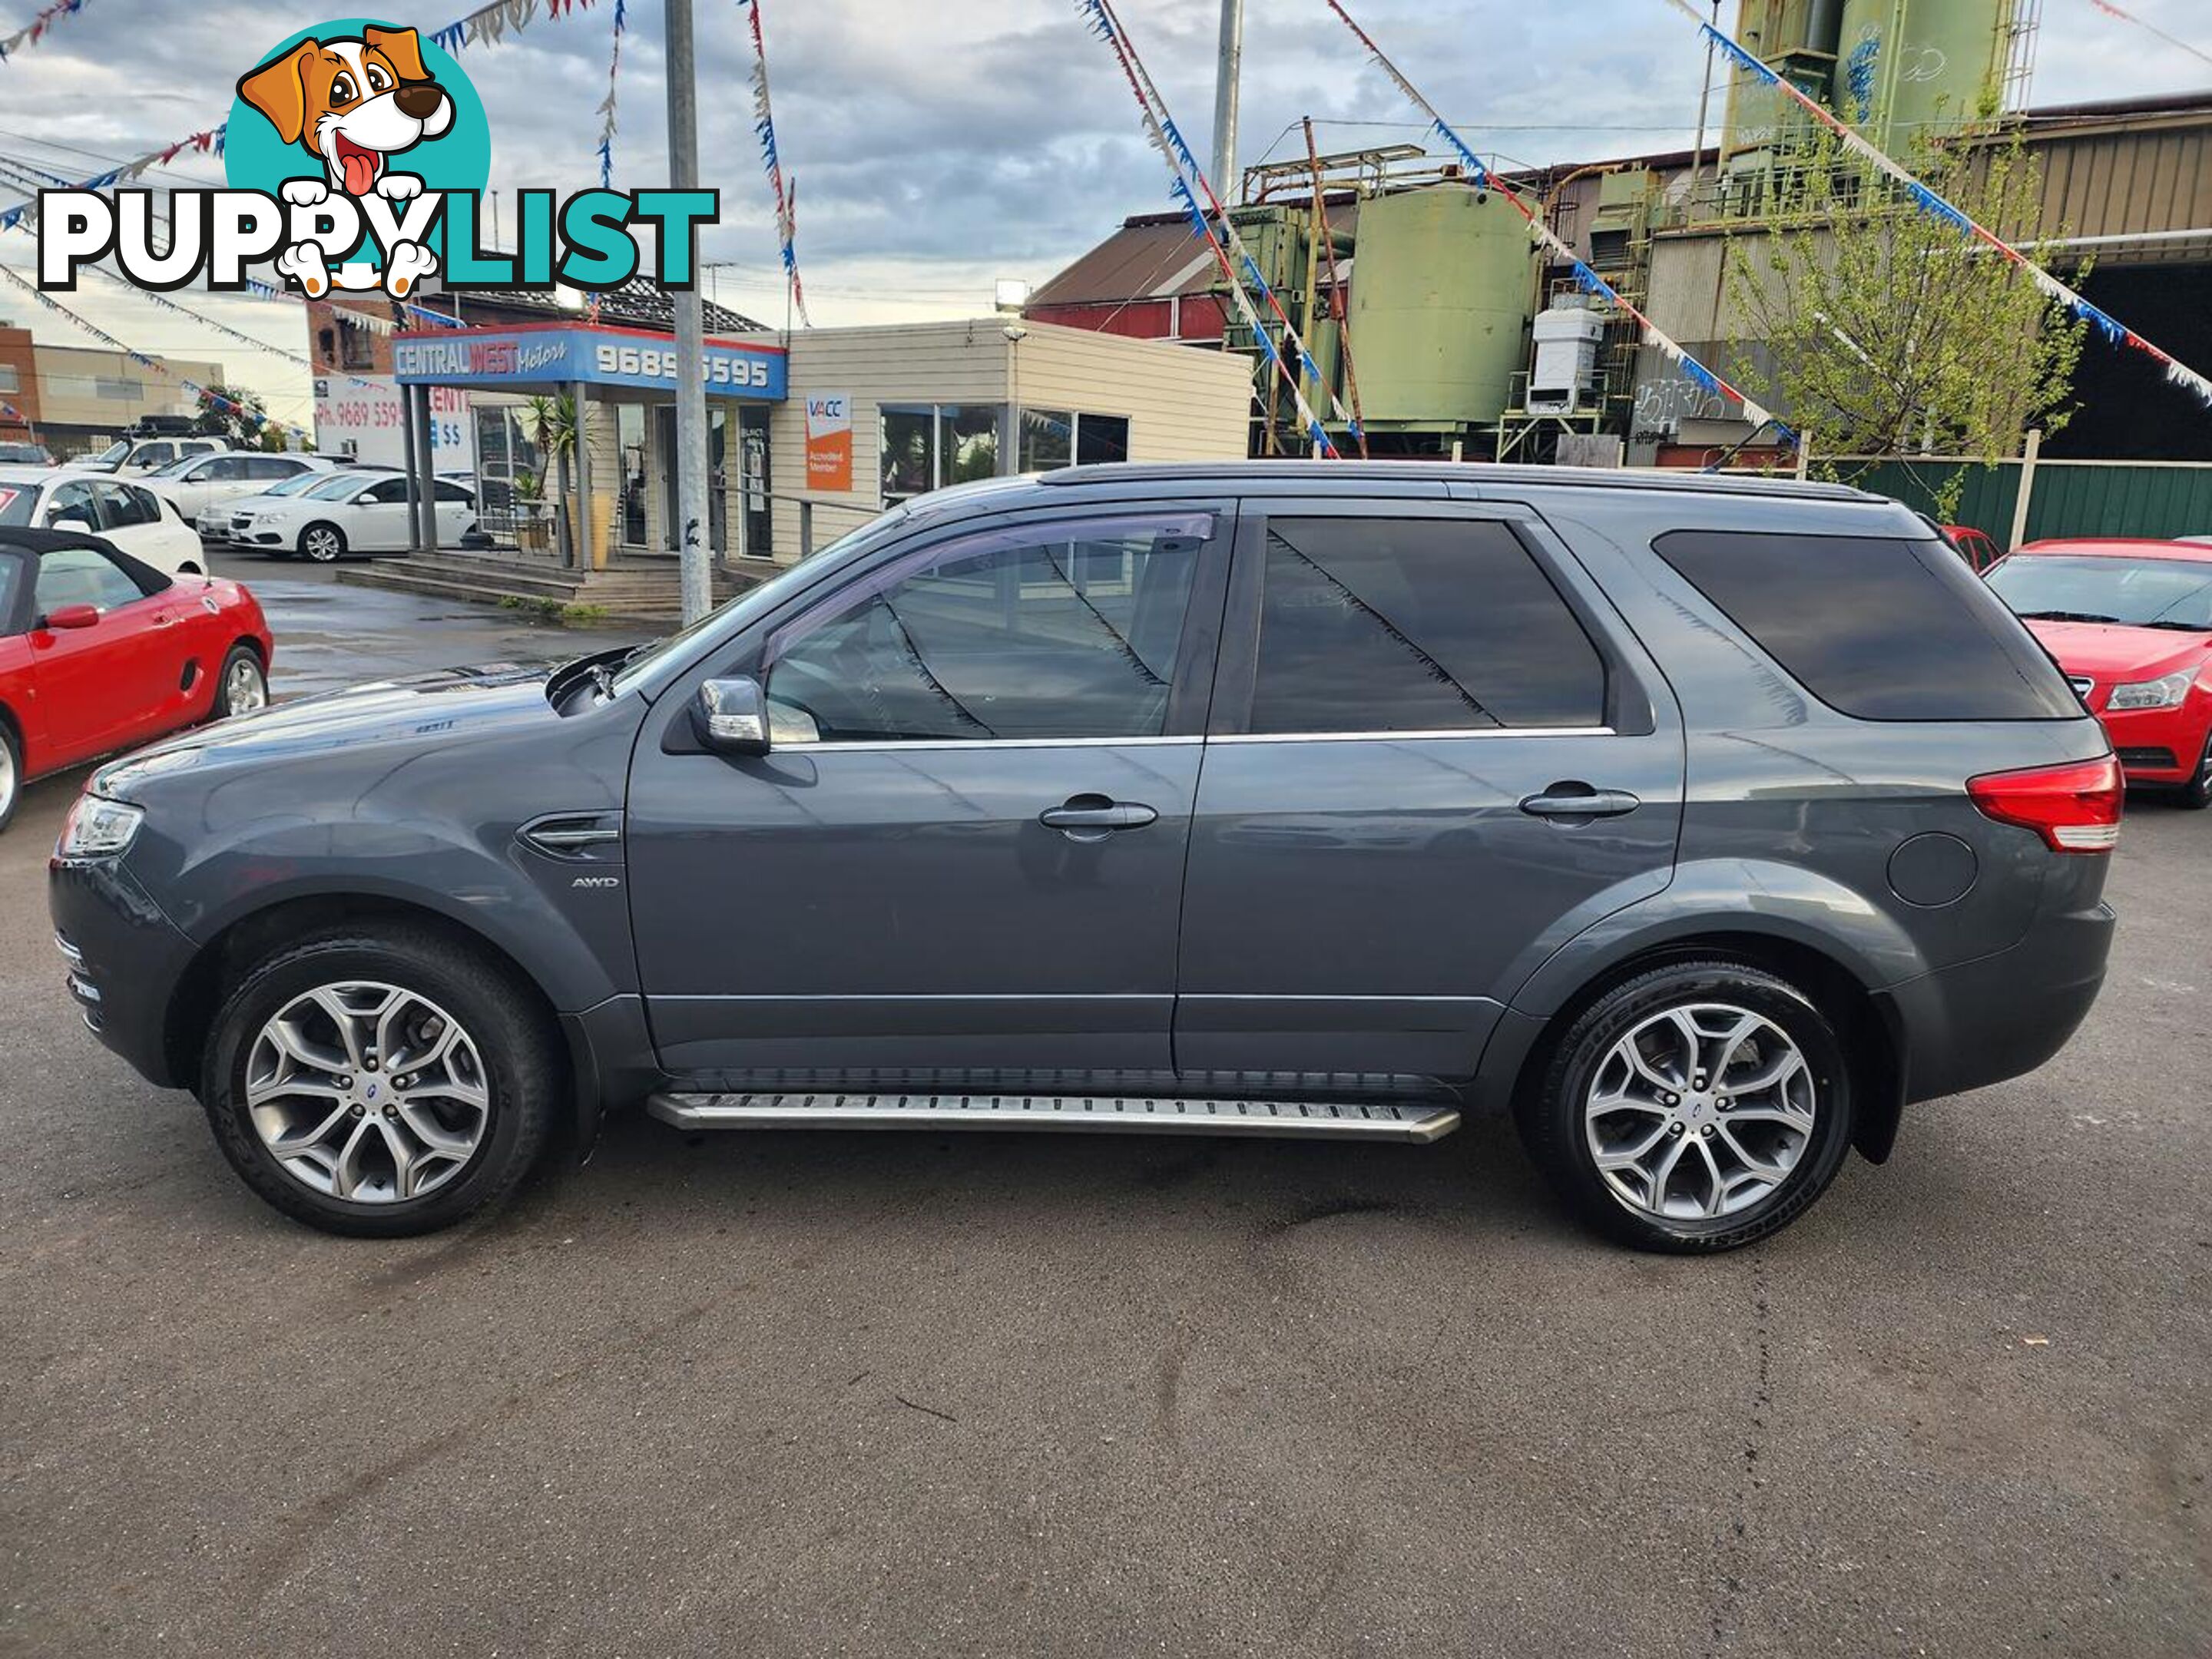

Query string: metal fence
1829 450 2212 551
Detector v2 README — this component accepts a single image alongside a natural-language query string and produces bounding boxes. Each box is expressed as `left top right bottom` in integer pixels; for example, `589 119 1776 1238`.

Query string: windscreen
1988 554 2212 632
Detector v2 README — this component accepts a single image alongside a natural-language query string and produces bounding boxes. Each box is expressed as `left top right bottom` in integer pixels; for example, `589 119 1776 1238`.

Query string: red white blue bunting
0 263 311 443
0 0 90 64
1325 0 1783 435
737 0 810 326
1659 0 2212 409
1079 0 1342 455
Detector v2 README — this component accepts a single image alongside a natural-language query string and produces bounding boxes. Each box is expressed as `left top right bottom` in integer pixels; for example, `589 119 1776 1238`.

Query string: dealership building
308 287 1251 620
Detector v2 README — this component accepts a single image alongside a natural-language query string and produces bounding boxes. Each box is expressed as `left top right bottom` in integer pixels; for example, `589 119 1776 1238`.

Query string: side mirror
692 676 770 757
42 604 100 631
46 515 95 534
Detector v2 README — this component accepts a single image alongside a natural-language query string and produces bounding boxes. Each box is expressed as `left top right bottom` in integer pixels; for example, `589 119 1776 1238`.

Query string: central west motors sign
392 326 786 399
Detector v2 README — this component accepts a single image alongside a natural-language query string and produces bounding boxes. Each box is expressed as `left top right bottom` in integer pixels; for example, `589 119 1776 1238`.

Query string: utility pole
666 0 713 623
1688 0 1720 206
1210 0 1243 195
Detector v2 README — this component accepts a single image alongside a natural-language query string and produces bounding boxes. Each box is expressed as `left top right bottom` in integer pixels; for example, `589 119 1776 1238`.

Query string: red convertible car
1985 537 2212 807
0 528 272 830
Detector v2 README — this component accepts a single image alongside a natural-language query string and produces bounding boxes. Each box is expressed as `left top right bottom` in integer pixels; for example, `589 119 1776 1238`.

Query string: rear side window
1249 517 1607 733
1654 531 2081 721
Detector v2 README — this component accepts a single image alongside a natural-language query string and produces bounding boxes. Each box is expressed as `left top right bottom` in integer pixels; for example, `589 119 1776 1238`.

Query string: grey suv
50 463 2119 1251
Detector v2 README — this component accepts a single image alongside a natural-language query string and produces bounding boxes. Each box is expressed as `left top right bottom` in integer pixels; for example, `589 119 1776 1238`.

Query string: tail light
1967 755 2124 853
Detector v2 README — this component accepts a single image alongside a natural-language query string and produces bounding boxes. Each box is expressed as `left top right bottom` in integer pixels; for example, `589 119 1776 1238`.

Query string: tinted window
1655 531 2081 721
0 553 22 625
432 479 475 503
0 481 32 528
1249 518 1607 733
766 515 1209 742
364 478 412 504
36 546 145 614
247 456 303 478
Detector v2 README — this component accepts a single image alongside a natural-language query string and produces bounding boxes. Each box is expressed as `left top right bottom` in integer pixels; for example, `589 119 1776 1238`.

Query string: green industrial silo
1346 187 1535 430
1834 0 2015 147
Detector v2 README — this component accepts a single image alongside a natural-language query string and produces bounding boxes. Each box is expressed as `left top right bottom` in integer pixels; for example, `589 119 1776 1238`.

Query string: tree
523 394 578 561
1727 117 2088 516
193 382 273 448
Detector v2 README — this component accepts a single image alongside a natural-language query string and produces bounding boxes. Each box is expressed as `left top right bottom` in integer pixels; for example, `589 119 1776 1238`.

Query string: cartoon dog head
237 26 454 197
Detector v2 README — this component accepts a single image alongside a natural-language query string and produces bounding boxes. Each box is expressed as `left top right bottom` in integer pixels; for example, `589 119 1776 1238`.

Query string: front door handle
1039 794 1159 839
1520 782 1642 820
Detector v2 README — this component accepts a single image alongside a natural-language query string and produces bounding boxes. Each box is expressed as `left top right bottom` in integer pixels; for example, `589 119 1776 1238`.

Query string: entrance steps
647 1091 1462 1142
336 549 757 626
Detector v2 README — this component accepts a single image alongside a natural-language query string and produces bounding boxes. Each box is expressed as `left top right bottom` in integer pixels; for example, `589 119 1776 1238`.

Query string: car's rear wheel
2179 733 2212 810
0 721 20 833
300 523 346 563
200 926 561 1237
212 644 267 720
1516 960 1855 1253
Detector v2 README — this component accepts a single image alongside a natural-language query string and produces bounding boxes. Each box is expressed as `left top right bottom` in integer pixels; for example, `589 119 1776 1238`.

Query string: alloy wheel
303 528 341 562
243 981 490 1203
0 735 15 823
1584 1002 1816 1223
224 654 268 716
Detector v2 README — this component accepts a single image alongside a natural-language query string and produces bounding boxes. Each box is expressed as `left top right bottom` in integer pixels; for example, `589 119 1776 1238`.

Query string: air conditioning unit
1528 300 1608 415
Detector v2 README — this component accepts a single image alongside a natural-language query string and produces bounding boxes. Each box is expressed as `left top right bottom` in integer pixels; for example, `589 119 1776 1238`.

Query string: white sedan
230 471 477 561
144 451 338 532
209 466 396 545
0 465 208 576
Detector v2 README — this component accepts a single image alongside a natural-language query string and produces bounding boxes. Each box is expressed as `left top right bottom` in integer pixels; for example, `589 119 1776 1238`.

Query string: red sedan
1985 537 2212 808
0 527 272 831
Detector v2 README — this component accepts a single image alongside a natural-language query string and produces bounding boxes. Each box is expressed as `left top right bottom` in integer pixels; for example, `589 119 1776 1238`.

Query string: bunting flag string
78 263 386 395
1659 0 2212 408
0 0 91 65
2085 0 2212 71
737 0 810 326
1078 0 1336 455
594 0 628 190
1326 0 1784 435
0 126 224 234
0 397 34 434
1092 0 1362 445
0 263 312 444
3 0 596 225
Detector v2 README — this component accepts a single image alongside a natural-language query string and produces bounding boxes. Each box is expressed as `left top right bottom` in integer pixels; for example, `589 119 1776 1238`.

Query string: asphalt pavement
1 574 2206 1657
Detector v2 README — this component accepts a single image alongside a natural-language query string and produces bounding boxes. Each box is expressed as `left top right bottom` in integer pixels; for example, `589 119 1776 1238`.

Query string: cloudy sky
0 0 2204 426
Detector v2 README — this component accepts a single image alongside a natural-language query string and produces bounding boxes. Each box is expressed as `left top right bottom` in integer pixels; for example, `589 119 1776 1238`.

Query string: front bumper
2093 699 2211 786
49 853 199 1091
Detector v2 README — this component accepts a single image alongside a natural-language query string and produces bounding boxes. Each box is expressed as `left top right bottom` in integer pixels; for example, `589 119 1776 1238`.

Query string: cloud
0 0 2197 417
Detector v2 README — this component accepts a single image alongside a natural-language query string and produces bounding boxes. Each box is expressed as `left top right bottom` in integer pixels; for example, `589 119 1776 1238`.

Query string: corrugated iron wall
1837 456 2212 546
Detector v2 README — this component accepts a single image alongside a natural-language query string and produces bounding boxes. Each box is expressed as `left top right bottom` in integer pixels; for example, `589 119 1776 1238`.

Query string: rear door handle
1040 795 1159 837
1520 783 1642 820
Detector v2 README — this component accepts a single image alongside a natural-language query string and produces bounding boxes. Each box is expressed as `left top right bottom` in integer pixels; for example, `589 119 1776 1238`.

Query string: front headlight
2106 669 2197 711
56 795 145 860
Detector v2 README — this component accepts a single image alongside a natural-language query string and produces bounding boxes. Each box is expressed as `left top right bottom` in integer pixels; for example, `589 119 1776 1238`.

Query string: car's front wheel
300 523 346 563
200 925 561 1237
1517 959 1855 1253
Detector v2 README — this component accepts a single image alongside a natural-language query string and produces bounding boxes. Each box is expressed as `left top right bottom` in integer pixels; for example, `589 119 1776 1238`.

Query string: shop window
1021 409 1075 472
882 404 1008 505
1076 413 1130 466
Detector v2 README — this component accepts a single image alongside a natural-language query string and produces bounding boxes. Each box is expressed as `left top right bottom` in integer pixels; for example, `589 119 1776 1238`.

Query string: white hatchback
230 471 478 561
0 466 209 576
144 452 339 532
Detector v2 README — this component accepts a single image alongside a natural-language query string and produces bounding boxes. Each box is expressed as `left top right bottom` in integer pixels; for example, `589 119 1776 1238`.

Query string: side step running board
646 1091 1460 1143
